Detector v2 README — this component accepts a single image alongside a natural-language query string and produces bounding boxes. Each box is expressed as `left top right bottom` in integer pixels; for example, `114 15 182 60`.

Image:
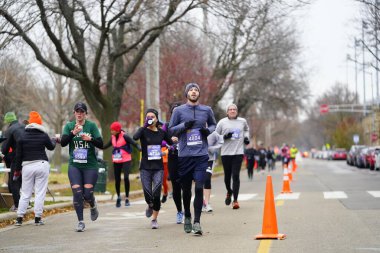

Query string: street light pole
363 20 368 116
355 38 359 104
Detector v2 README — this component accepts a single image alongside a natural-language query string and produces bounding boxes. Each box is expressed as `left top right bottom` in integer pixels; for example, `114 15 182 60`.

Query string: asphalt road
1 158 380 253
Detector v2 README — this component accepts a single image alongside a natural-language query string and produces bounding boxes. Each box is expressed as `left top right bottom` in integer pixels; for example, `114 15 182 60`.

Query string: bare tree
199 0 309 119
0 0 205 178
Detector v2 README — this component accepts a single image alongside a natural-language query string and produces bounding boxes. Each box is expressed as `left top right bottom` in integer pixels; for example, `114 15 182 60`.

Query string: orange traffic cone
255 175 286 240
281 165 292 194
288 168 293 182
292 159 297 173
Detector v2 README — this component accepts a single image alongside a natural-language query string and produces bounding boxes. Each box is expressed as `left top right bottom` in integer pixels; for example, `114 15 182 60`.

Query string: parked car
365 147 376 170
330 149 347 160
373 147 380 170
347 145 365 166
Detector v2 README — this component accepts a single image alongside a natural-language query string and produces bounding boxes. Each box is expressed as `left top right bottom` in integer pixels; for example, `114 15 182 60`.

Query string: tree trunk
98 107 115 181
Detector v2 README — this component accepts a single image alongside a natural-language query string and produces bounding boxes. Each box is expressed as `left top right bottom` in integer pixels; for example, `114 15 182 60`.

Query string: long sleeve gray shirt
207 131 222 161
215 117 250 156
168 103 216 158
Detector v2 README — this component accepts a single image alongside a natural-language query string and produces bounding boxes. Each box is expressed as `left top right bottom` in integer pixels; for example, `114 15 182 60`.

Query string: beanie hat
184 83 200 98
28 111 42 125
4 112 17 124
146 108 159 119
226 103 238 113
110 121 122 132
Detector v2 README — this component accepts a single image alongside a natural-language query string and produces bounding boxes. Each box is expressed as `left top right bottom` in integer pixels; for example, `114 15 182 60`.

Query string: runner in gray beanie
184 83 200 98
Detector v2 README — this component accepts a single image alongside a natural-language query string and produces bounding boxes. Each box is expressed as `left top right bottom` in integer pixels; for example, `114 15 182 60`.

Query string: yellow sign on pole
140 99 144 126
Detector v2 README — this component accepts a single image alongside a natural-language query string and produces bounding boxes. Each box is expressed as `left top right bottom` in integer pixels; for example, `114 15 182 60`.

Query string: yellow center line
276 200 284 206
258 240 272 253
256 200 285 253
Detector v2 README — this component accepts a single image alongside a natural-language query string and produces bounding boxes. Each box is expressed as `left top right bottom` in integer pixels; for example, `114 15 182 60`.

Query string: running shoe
176 211 184 224
232 201 240 209
161 194 168 203
90 202 99 221
14 217 22 226
145 205 153 218
202 204 207 212
206 204 213 213
151 219 159 229
9 205 17 212
125 198 130 207
116 196 121 208
34 217 45 226
192 222 203 235
76 221 85 232
225 193 232 206
184 217 192 233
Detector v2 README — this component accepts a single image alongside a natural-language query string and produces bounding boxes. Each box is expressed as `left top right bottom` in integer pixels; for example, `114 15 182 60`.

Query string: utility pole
355 38 359 104
362 20 368 116
376 0 380 103
145 5 160 113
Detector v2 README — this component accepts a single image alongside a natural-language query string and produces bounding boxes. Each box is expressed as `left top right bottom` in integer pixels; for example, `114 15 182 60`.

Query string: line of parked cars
313 149 347 161
346 145 380 170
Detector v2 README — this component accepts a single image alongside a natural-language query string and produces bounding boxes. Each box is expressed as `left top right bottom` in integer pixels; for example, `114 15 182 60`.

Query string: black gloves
200 127 210 137
224 132 233 140
184 120 196 129
244 137 250 145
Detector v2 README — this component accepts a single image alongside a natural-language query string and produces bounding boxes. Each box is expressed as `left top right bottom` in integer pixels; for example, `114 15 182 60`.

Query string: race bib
148 145 161 160
231 128 241 139
113 150 122 162
187 129 202 146
73 148 88 163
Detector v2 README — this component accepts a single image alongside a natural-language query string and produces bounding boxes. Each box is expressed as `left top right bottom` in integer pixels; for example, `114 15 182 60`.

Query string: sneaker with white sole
9 205 17 212
76 221 85 232
14 217 22 226
35 217 45 226
192 222 203 235
202 204 207 212
176 211 184 224
151 219 159 229
205 204 213 212
184 217 192 233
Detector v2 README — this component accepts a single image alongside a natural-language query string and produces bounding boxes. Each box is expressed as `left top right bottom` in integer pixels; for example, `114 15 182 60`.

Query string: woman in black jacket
14 111 56 226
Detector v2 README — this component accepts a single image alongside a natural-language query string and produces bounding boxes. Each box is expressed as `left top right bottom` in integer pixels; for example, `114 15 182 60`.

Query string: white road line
367 191 380 198
323 191 347 199
237 194 258 201
276 193 300 200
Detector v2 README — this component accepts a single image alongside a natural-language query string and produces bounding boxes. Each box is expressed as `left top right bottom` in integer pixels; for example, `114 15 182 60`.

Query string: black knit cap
74 102 88 113
146 108 159 119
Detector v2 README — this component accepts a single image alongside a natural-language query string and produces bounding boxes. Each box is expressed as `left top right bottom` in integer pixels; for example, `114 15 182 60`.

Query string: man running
169 83 216 235
215 103 250 209
1 112 25 212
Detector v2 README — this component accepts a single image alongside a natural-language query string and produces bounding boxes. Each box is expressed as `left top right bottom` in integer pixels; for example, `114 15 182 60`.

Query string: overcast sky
295 0 364 103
